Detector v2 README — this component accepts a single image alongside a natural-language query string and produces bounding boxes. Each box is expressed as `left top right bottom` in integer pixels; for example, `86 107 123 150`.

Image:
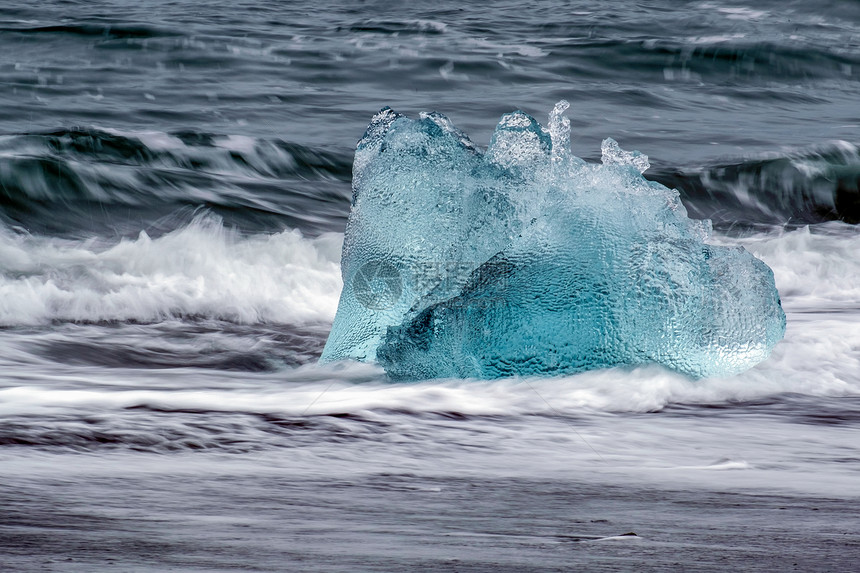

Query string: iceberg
320 102 786 379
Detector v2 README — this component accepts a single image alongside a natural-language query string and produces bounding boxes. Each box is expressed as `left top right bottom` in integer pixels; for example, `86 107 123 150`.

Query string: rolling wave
649 141 860 228
0 128 351 236
0 126 856 236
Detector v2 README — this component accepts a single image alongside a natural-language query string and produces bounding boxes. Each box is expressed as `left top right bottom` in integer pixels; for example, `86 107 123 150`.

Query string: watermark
352 260 403 310
353 259 515 311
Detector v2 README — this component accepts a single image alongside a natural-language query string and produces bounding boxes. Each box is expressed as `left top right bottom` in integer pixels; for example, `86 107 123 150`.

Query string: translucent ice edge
321 102 786 380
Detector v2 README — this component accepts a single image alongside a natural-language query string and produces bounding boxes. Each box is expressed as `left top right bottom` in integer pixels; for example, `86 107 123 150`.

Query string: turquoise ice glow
321 103 786 379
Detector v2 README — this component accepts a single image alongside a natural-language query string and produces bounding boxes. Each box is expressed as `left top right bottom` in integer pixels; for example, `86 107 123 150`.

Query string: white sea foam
735 225 860 312
0 222 856 413
0 215 343 326
716 6 768 21
102 128 186 151
1 355 857 497
213 134 261 155
1 306 856 417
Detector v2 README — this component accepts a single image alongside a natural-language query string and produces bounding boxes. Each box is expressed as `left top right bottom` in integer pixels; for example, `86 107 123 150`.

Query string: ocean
1 0 859 570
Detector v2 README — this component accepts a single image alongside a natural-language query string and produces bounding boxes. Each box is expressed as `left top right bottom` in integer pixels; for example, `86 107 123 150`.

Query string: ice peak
547 100 571 166
600 137 650 173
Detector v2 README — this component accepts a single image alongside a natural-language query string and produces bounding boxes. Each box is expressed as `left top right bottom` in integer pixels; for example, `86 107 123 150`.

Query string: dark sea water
1 1 859 571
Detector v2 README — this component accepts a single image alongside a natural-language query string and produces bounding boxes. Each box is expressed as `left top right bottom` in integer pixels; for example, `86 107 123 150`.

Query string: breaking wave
0 214 343 326
649 141 860 228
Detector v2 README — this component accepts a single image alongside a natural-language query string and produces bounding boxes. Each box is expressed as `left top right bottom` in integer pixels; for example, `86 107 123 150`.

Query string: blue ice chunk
321 103 786 378
320 108 519 362
486 110 551 171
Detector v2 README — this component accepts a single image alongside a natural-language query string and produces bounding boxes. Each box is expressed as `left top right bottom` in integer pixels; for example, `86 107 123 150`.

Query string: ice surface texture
320 103 786 379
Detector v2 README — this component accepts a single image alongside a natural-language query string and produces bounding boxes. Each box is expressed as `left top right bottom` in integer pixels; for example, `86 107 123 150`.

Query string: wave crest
649 141 860 228
0 214 343 326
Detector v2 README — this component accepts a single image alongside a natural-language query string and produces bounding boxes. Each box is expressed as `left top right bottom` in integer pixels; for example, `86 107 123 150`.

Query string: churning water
1 1 859 570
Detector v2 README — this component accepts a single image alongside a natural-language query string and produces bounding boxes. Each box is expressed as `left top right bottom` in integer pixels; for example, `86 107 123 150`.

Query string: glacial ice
320 103 786 379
